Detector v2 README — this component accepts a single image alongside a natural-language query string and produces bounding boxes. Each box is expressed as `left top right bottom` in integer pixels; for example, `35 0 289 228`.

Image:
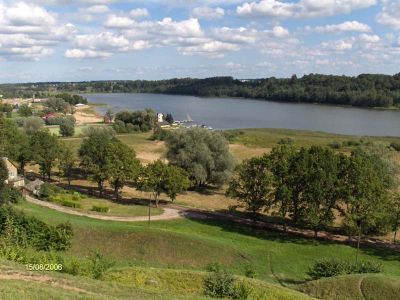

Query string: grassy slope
0 259 204 300
298 274 400 300
15 201 400 284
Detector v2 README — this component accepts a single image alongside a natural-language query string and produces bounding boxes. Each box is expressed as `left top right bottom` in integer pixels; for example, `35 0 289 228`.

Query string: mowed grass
15 201 400 284
70 196 163 217
298 274 400 300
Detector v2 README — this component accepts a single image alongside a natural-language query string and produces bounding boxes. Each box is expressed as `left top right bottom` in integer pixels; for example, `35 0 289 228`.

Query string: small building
2 157 24 188
24 179 44 196
157 113 164 123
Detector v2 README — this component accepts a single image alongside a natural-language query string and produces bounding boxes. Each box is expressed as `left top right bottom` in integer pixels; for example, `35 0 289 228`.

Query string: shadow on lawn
183 209 400 264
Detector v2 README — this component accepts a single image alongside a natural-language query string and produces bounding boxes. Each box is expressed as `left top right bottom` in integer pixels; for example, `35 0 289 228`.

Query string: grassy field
298 274 400 300
15 201 400 284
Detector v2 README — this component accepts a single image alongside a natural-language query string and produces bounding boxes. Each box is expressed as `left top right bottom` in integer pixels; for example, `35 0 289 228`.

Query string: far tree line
3 74 400 108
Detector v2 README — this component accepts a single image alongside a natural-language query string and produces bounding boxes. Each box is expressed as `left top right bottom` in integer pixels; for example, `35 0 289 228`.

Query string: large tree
59 145 75 187
105 141 140 200
341 149 391 258
79 128 115 197
227 156 273 220
268 145 296 231
166 128 234 187
29 131 61 180
298 147 343 238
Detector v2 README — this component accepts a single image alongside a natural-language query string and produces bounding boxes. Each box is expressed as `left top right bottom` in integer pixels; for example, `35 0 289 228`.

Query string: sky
0 0 399 83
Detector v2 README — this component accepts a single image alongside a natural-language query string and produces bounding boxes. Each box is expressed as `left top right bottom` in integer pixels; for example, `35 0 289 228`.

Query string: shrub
59 119 75 137
308 258 383 280
244 266 256 278
203 269 235 298
0 186 23 205
233 282 253 300
38 183 63 201
390 142 400 152
278 137 294 145
56 199 82 209
88 251 114 279
91 205 109 213
328 141 342 149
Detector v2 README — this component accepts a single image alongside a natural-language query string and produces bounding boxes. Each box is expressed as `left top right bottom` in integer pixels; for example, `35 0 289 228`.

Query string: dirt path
25 195 182 222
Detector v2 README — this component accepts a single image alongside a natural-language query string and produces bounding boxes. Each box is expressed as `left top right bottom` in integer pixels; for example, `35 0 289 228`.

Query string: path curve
25 195 182 222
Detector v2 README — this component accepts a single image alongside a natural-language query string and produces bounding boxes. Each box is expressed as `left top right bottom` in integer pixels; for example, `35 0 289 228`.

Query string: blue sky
0 0 399 83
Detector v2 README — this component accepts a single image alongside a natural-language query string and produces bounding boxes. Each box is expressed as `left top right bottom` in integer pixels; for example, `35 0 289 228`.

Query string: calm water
83 93 400 137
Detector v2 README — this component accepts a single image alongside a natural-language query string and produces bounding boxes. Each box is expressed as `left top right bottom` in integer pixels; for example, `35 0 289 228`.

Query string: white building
2 157 24 188
157 113 164 123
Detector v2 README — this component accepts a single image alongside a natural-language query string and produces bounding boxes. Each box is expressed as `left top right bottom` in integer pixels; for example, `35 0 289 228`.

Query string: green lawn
76 196 163 217
15 201 400 285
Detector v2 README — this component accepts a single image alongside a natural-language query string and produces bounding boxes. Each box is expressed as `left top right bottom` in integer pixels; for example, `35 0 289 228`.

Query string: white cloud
105 15 135 28
358 34 380 43
312 21 371 33
376 0 400 30
192 6 225 20
0 2 75 60
237 0 377 18
322 39 353 51
79 5 109 14
272 25 289 37
129 8 149 18
64 49 111 59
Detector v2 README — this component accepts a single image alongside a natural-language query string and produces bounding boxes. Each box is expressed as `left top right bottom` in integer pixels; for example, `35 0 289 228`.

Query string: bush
38 183 63 201
244 266 256 278
390 142 400 152
91 205 109 213
0 186 23 205
59 119 75 137
0 206 73 251
233 282 253 300
328 141 342 149
57 199 82 209
88 251 114 279
204 269 235 298
278 137 294 145
308 258 383 280
343 140 361 147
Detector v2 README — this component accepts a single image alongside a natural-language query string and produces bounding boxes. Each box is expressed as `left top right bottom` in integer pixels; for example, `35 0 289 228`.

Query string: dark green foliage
308 258 383 280
203 268 235 298
150 127 170 141
54 93 87 105
278 137 294 145
114 109 156 132
328 141 342 149
6 74 400 108
390 142 400 152
0 186 23 205
23 116 44 134
244 266 256 278
166 128 235 186
88 251 114 279
0 160 7 192
18 104 33 117
57 199 81 208
227 156 273 220
91 205 109 213
46 115 75 126
59 119 75 137
165 113 174 124
0 206 73 251
38 183 63 201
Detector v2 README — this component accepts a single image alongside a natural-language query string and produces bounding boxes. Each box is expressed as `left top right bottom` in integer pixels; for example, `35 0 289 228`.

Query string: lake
83 93 400 137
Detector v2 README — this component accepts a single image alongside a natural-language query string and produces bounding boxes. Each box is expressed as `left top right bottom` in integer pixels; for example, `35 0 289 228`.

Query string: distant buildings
157 113 164 123
2 157 24 188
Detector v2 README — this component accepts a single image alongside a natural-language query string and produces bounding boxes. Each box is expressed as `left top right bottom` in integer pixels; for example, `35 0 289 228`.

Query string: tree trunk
394 228 398 244
98 181 103 197
356 223 362 262
314 229 318 239
148 198 151 225
114 186 119 201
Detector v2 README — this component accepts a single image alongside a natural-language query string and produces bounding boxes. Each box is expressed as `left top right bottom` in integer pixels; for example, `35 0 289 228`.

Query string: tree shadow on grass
183 209 400 263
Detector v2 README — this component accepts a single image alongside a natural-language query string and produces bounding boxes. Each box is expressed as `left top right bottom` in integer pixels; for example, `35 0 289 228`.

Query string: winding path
25 195 182 222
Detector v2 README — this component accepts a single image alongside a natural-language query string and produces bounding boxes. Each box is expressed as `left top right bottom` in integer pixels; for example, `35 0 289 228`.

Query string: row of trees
4 74 400 108
228 144 400 246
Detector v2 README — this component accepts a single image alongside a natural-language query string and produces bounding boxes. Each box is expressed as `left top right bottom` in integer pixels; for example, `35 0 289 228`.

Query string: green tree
59 119 75 137
59 145 75 187
268 145 296 232
163 166 190 203
0 159 7 193
29 131 61 180
165 113 174 124
23 117 44 134
105 141 140 200
341 149 391 259
227 156 273 220
166 128 235 187
45 97 71 114
390 193 400 244
18 104 33 117
79 128 115 197
299 147 342 238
